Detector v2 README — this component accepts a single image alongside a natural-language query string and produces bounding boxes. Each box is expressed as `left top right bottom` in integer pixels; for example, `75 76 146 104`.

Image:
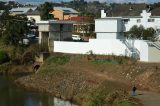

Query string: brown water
0 76 77 106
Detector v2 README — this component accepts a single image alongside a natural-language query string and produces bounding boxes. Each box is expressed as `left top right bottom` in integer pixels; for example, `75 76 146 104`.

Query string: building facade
53 10 160 62
97 10 160 39
37 20 74 52
50 7 78 20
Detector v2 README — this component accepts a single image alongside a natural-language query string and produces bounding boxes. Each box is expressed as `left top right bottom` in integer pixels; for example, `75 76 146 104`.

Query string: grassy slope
16 54 144 106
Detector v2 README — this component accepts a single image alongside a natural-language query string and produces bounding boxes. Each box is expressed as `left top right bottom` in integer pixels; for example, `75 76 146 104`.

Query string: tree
126 25 156 41
40 2 53 20
143 27 156 41
1 13 28 45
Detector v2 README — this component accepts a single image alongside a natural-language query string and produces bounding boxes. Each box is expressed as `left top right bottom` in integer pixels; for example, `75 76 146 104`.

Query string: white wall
27 15 41 23
95 19 119 32
54 39 154 62
39 25 50 32
140 41 149 62
54 41 90 54
148 46 160 62
95 18 124 39
96 33 118 39
124 10 160 31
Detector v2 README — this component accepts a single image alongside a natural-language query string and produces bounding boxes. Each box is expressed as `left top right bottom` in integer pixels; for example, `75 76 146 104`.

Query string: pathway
131 90 160 106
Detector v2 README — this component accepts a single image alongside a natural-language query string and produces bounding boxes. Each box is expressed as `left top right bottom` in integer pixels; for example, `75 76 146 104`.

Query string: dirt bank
15 54 160 105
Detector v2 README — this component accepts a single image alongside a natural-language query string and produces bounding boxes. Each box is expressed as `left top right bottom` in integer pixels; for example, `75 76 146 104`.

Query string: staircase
148 41 160 50
122 40 140 59
147 41 160 62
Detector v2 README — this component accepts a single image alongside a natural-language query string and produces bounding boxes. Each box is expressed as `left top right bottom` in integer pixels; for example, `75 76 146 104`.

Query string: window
137 19 141 23
148 19 155 22
123 19 130 24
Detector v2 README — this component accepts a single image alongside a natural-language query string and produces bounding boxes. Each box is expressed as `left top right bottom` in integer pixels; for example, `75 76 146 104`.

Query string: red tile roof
67 16 92 22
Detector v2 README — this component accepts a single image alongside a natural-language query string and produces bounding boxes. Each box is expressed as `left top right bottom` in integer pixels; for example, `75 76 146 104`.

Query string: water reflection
0 76 77 106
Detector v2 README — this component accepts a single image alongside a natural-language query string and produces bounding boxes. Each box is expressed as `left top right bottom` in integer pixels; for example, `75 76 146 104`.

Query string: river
0 76 77 106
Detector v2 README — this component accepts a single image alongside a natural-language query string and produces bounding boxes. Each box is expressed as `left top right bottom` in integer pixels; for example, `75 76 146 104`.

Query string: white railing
122 40 140 59
148 41 160 50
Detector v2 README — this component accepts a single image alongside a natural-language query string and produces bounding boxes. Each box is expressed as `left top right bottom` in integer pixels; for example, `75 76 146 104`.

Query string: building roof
96 17 123 20
108 4 160 17
68 16 92 22
10 7 37 15
26 10 40 15
37 20 75 25
54 7 78 14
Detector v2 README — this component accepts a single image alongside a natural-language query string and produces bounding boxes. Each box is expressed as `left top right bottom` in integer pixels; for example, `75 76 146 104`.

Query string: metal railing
122 40 140 59
148 41 160 50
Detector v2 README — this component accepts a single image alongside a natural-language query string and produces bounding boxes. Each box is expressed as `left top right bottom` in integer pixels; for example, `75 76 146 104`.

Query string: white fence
54 39 159 62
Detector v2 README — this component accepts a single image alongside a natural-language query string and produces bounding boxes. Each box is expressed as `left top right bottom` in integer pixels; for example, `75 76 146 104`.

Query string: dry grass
16 54 160 106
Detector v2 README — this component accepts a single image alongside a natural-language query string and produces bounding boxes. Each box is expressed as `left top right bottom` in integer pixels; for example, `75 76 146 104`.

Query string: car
72 34 82 41
27 34 36 38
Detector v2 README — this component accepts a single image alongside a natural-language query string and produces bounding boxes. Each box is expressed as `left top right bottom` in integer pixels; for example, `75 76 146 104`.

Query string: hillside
15 54 160 105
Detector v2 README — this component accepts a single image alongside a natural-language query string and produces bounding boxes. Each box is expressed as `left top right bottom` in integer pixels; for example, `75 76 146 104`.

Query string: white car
27 34 36 38
72 35 82 41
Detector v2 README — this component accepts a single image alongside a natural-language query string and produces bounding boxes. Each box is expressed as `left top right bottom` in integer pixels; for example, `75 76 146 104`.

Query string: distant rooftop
54 7 78 14
108 4 160 17
37 20 75 24
26 10 40 15
10 7 37 15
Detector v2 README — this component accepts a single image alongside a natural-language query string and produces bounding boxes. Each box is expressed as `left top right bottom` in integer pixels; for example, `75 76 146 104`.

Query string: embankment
15 54 146 106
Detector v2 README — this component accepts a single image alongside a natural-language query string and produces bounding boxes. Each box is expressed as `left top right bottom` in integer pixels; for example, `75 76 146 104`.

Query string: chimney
101 10 106 18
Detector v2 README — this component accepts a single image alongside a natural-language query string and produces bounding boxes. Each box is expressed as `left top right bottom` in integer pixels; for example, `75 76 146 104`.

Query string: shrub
47 54 70 65
0 51 10 64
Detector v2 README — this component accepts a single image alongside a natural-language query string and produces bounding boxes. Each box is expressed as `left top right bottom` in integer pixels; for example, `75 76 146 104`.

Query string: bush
0 51 10 64
47 55 70 65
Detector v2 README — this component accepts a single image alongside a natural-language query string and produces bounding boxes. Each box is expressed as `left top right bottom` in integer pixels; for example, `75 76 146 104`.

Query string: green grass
116 100 133 106
47 55 70 65
91 59 119 64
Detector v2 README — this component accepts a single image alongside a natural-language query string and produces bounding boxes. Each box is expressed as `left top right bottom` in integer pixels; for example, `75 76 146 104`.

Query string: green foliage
90 55 133 65
0 51 10 64
86 88 108 106
0 63 11 73
40 2 53 20
116 100 133 106
1 13 28 46
143 27 156 41
47 55 70 65
126 25 156 41
91 59 119 64
9 44 39 65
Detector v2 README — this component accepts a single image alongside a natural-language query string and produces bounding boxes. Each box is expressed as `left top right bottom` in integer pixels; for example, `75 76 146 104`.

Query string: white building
95 17 124 39
96 10 160 39
124 10 160 31
51 10 160 62
26 10 41 23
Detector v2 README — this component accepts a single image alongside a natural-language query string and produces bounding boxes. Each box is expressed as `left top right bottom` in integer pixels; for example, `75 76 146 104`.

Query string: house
96 10 160 39
37 20 75 52
53 9 160 62
26 10 41 23
9 7 37 16
69 16 94 34
50 7 78 20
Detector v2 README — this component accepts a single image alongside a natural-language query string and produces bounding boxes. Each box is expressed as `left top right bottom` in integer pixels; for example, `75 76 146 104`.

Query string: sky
1 0 160 4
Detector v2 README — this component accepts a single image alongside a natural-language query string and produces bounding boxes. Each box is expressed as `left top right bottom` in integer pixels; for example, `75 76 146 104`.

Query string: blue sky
1 0 160 4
